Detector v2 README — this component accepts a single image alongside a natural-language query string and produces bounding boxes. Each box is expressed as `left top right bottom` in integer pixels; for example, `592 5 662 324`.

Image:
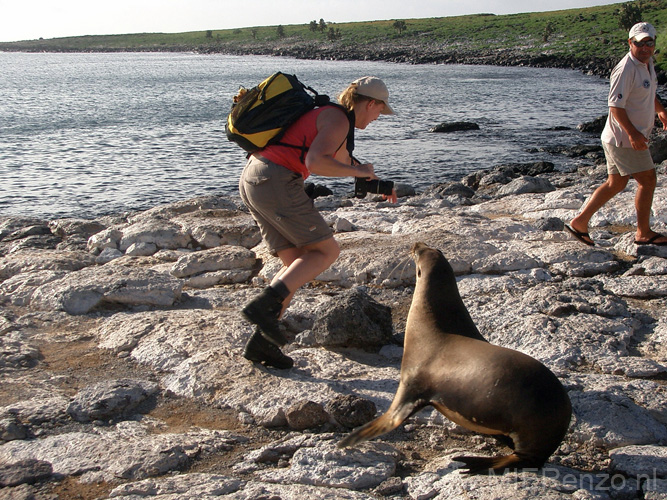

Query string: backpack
225 72 354 161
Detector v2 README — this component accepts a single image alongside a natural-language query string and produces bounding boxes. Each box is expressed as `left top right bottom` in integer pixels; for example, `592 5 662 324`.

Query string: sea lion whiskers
387 254 414 283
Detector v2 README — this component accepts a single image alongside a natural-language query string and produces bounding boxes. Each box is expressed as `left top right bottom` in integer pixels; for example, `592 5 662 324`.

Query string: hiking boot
243 328 293 370
242 286 287 346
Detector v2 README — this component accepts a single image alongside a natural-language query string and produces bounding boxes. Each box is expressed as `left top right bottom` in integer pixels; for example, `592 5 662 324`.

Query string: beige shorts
239 156 333 255
602 141 655 176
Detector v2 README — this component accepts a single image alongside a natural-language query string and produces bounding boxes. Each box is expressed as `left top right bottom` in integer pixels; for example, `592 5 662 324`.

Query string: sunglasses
633 39 655 47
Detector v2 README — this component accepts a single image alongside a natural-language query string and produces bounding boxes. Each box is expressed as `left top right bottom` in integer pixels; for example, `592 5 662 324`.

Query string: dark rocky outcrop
429 121 480 133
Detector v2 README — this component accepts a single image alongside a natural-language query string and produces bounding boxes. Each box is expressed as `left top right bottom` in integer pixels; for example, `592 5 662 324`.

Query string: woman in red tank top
238 76 396 369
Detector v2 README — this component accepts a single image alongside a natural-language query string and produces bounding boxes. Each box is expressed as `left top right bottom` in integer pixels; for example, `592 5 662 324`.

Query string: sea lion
338 242 572 475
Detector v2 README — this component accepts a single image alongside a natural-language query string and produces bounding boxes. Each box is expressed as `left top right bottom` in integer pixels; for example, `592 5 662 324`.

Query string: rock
183 269 254 288
429 121 480 133
1 396 70 429
108 473 244 498
609 445 667 478
577 115 607 134
568 376 667 448
0 422 246 483
0 217 47 242
87 227 124 253
48 218 107 239
0 270 67 306
29 266 183 314
128 195 240 222
311 287 393 348
534 217 565 232
255 440 399 490
644 478 667 499
0 249 96 280
66 379 159 423
496 176 556 197
96 247 123 263
375 476 404 496
169 245 256 278
125 242 158 256
510 161 556 176
285 400 329 430
305 182 334 199
0 459 52 487
425 182 476 198
172 209 261 249
333 217 354 232
394 183 416 198
650 130 667 163
0 335 41 370
472 250 540 274
480 170 513 187
0 417 28 442
119 219 191 252
326 395 377 429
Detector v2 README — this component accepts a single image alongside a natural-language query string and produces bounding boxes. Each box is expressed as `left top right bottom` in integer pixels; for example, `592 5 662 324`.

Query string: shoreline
0 42 621 79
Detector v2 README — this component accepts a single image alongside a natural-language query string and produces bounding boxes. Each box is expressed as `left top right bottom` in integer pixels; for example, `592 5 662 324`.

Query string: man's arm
609 106 649 150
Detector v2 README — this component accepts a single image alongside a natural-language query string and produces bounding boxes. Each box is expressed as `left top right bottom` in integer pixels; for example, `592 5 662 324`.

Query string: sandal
635 233 667 246
564 224 595 247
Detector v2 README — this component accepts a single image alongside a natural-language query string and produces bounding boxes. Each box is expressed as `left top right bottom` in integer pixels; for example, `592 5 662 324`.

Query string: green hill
2 1 667 74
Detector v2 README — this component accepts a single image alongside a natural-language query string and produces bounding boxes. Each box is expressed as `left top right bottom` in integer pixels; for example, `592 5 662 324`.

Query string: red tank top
260 105 347 179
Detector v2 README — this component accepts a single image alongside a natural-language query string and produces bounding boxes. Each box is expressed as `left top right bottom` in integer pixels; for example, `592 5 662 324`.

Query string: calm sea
0 52 610 219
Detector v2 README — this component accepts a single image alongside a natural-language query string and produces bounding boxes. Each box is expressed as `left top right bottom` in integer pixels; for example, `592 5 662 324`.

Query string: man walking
567 22 667 247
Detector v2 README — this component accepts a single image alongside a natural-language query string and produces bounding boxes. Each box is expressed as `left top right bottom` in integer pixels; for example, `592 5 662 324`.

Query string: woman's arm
305 107 377 179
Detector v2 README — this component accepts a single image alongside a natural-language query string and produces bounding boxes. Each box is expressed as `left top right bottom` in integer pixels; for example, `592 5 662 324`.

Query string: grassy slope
2 1 667 70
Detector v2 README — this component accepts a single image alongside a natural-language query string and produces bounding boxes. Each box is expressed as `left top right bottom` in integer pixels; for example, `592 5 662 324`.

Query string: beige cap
352 76 395 115
629 22 656 41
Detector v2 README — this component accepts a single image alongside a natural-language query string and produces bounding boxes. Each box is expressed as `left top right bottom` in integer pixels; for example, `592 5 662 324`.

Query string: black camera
354 177 394 199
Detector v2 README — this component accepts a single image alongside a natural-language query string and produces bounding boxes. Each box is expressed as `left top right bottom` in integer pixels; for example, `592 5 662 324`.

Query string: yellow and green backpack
225 72 334 155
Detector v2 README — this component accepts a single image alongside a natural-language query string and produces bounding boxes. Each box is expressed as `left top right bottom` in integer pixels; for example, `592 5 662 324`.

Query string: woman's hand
383 188 398 204
356 162 378 180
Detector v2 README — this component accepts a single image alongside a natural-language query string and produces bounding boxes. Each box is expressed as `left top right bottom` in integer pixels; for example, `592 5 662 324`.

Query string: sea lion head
411 242 455 285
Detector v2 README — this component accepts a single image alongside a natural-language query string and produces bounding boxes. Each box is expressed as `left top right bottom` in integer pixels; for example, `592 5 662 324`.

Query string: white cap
352 76 395 115
629 22 656 41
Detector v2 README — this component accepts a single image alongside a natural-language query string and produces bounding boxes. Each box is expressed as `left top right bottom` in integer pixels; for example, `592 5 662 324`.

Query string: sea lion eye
417 268 422 278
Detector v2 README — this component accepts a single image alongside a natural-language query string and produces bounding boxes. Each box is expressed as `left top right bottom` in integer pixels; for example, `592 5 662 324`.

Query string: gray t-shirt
601 52 657 148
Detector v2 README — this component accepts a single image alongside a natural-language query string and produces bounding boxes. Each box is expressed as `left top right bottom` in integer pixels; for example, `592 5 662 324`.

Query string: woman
239 76 396 369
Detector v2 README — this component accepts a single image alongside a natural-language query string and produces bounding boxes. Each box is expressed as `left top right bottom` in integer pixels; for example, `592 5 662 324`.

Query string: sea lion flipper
338 395 423 449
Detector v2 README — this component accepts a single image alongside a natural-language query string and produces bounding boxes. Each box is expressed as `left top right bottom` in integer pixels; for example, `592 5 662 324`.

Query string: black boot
242 286 287 346
243 328 293 369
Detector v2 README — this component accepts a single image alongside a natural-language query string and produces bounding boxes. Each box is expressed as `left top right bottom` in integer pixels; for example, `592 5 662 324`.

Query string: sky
0 0 628 43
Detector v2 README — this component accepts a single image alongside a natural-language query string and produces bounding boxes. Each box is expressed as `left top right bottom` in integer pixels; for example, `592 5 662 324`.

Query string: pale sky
1 0 628 43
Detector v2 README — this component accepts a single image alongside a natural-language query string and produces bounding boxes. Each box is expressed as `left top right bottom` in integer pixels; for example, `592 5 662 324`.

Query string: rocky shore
1 123 667 499
1 39 622 79
198 40 621 78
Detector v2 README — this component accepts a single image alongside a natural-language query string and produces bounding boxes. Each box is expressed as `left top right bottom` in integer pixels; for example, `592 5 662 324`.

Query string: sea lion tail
337 413 402 448
453 453 545 475
337 398 419 449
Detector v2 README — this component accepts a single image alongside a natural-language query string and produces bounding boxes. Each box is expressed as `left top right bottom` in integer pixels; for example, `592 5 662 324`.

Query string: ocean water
0 52 610 219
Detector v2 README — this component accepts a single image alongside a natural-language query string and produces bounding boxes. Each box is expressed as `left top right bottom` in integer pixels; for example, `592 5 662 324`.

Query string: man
566 22 667 247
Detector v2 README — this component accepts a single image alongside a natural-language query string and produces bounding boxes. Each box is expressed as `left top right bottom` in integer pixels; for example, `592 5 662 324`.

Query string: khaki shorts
239 155 333 255
602 141 655 176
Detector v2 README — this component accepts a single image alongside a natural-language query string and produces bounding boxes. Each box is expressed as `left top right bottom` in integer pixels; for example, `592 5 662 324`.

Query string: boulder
429 121 480 133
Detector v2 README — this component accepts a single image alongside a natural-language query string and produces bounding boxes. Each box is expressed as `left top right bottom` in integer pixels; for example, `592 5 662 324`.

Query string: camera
354 177 394 199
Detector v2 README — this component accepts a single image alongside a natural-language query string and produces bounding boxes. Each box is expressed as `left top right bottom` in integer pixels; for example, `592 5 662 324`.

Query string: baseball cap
629 22 656 41
352 76 395 115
